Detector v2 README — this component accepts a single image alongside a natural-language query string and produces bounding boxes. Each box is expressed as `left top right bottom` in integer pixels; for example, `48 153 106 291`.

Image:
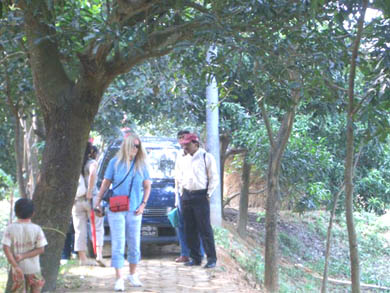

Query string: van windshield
146 147 177 179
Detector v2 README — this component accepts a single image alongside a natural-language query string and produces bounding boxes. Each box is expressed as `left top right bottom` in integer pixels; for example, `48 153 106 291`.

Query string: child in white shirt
2 198 48 293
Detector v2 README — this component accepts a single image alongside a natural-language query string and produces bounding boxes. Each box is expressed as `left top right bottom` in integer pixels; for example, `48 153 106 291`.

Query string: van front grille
143 208 167 217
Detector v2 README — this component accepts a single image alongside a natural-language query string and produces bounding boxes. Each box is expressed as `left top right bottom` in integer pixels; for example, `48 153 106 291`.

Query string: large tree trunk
32 88 102 291
238 151 250 238
344 2 367 292
18 4 108 289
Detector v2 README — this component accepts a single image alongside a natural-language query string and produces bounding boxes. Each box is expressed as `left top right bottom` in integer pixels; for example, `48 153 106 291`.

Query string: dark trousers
62 220 75 259
182 189 217 263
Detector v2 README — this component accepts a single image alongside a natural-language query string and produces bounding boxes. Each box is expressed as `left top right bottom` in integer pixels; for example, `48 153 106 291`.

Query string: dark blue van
90 136 179 255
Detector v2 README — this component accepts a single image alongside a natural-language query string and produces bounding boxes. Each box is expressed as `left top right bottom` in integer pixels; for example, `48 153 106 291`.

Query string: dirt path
56 244 260 293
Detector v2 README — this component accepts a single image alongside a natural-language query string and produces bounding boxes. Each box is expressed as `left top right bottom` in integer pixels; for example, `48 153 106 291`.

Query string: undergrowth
218 210 390 292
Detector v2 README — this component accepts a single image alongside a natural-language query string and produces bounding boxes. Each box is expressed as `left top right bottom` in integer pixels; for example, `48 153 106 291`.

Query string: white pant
72 197 104 252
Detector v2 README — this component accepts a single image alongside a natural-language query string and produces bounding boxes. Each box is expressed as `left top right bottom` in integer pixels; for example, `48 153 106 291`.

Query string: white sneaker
114 278 124 291
127 274 143 287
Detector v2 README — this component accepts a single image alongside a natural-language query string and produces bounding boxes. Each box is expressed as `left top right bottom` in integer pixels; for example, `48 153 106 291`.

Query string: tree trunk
26 90 109 292
3 57 27 198
263 71 300 292
321 186 344 293
32 92 100 291
344 2 367 292
14 116 27 198
264 154 281 292
264 107 298 292
345 117 361 293
238 151 251 238
322 148 362 293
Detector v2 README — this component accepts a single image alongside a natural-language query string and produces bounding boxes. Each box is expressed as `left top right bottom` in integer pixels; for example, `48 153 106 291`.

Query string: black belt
183 188 207 196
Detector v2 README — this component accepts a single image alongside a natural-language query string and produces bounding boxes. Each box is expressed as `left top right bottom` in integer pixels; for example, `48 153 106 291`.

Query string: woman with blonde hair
95 133 151 291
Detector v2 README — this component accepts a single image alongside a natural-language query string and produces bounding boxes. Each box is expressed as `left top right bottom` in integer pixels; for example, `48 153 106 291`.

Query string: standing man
174 130 191 263
174 130 205 263
180 133 219 269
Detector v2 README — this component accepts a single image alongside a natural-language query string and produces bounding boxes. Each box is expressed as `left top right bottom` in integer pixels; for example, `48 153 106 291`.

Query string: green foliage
355 144 390 215
0 169 14 200
256 211 266 222
0 111 16 178
93 53 206 141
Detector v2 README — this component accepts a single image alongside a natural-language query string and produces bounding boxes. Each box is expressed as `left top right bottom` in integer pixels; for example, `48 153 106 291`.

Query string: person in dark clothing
179 133 219 269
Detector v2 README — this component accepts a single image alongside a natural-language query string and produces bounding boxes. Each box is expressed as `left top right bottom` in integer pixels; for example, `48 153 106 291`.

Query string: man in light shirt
179 133 219 269
174 130 204 263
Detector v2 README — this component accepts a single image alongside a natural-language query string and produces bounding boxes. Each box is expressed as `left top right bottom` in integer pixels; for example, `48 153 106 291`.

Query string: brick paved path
58 245 259 293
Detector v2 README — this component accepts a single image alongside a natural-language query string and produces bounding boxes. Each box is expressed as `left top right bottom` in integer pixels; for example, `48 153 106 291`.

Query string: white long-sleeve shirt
174 149 188 204
179 148 219 197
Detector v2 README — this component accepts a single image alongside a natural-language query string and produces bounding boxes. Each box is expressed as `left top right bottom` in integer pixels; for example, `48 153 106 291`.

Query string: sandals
79 259 98 266
96 258 106 267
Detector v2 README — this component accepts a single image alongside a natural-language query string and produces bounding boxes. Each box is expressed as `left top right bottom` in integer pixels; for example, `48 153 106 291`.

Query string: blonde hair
115 133 147 172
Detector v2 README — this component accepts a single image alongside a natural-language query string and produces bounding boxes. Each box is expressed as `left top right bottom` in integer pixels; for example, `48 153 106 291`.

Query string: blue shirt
104 157 151 211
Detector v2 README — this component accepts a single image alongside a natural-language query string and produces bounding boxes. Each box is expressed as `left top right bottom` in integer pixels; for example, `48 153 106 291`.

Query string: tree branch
17 0 72 112
0 51 25 65
224 189 266 208
225 148 246 159
107 21 207 75
108 0 162 27
259 97 275 149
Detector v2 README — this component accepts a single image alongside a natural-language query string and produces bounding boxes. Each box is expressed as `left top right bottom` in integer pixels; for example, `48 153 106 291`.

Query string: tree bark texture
238 151 251 238
32 107 94 291
345 2 367 292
